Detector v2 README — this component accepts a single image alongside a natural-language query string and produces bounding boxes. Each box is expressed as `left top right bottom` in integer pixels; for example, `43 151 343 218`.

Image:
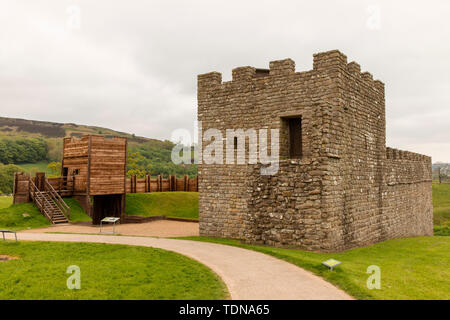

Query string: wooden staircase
29 178 70 224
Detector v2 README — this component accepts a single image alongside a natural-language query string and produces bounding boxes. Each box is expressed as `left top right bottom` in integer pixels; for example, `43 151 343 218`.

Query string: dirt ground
22 220 199 238
0 255 19 261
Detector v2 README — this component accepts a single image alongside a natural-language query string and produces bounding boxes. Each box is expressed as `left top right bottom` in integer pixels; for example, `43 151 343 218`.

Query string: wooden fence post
157 175 161 192
184 175 188 191
13 172 18 204
132 175 137 193
145 174 150 193
36 172 45 191
171 175 176 191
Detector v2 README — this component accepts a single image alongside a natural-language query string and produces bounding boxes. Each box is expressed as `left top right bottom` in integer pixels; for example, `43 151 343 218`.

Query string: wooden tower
62 135 127 224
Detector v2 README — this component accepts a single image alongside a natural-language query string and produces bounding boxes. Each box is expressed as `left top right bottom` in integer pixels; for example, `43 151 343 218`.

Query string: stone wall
197 50 433 252
382 148 433 238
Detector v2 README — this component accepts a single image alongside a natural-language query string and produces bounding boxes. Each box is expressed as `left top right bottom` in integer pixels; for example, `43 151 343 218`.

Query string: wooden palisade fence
126 174 198 193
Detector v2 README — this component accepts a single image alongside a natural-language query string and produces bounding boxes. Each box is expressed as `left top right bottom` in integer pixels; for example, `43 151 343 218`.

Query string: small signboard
100 217 120 234
101 217 120 223
322 259 342 271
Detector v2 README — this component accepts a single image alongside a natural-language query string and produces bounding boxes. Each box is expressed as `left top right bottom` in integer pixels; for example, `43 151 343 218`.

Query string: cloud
0 0 449 161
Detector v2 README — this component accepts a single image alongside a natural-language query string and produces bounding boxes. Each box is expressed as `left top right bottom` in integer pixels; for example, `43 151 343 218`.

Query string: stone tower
197 50 433 252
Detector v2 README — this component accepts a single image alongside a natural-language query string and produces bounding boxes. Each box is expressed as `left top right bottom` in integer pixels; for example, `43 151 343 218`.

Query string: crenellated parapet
386 147 431 162
198 50 385 96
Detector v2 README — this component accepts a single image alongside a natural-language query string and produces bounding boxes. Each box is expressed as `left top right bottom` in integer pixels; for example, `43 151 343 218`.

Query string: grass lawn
0 196 12 209
432 183 450 235
0 202 50 231
63 198 91 222
126 192 198 220
180 236 450 300
0 241 228 300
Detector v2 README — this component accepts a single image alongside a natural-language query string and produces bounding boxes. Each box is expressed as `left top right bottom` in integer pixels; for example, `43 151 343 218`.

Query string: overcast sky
1 0 449 161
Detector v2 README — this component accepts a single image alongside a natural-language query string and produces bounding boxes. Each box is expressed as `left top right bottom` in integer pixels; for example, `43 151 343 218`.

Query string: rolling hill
0 116 168 146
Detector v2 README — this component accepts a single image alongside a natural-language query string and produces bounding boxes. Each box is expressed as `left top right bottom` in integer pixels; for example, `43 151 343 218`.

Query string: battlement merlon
198 72 222 91
269 58 295 76
197 50 385 92
313 49 348 71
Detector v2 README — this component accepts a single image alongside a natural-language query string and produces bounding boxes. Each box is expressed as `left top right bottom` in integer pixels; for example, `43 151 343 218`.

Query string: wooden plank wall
126 175 198 193
62 136 89 193
88 136 127 196
63 136 89 158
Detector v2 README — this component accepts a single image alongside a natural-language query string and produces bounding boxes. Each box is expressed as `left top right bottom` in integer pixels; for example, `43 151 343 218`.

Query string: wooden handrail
45 180 70 211
46 176 86 195
29 179 54 222
45 180 70 220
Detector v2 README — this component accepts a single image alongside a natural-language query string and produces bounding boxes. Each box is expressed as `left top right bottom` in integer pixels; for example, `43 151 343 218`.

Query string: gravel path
8 232 352 300
21 220 199 238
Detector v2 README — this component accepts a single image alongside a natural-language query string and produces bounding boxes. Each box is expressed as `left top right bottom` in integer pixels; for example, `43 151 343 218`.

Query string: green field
181 236 450 300
126 192 198 220
0 241 228 300
17 161 52 175
433 183 450 235
0 196 12 209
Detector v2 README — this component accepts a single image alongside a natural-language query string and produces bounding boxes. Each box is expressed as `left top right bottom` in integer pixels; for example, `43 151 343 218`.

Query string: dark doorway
92 194 124 225
288 117 302 158
62 167 69 189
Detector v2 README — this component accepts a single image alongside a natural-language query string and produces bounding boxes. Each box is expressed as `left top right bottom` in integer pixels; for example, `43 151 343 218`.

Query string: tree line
127 143 197 178
0 137 48 164
0 163 22 194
